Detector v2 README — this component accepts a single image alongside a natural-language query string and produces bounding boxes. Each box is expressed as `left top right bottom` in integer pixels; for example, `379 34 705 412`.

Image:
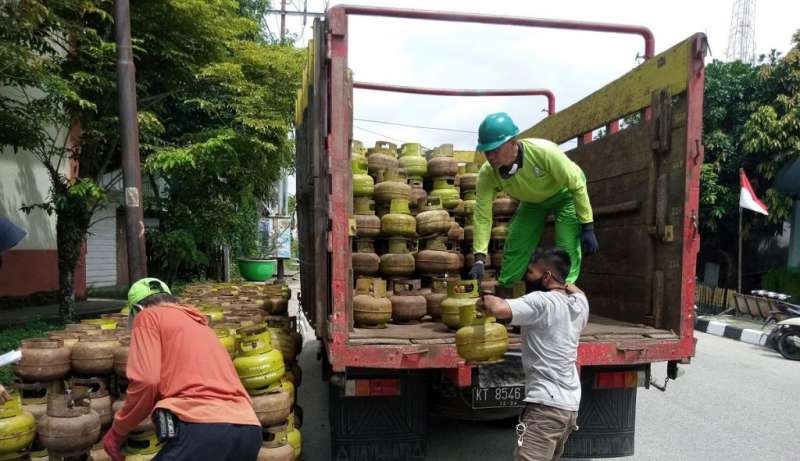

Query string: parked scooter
765 300 800 361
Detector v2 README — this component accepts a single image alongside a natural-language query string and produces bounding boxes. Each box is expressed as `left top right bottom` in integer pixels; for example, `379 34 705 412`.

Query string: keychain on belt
516 421 526 447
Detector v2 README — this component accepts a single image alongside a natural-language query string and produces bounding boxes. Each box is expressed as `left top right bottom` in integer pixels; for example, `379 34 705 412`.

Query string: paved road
297 331 798 460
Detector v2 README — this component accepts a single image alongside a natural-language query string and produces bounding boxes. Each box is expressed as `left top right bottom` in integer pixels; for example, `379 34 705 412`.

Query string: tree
697 30 800 287
742 31 800 224
697 59 764 283
141 6 304 283
1 0 303 318
1 0 112 322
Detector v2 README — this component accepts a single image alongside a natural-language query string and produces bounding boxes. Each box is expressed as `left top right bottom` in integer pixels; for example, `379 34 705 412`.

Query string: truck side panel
522 34 706 364
295 19 331 335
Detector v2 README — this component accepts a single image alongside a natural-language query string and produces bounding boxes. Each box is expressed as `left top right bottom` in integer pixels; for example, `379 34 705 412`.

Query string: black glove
468 253 486 280
581 223 599 254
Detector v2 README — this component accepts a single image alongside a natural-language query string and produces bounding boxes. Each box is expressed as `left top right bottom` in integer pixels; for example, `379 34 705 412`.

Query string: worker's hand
581 223 599 254
482 294 512 320
468 254 486 280
103 426 126 461
0 384 10 404
564 283 584 296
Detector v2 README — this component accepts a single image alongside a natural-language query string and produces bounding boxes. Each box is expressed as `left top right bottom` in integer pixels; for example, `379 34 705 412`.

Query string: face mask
500 162 520 178
527 275 547 292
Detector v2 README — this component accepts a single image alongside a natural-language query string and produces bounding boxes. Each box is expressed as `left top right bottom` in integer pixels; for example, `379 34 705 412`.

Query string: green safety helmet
476 112 519 153
127 277 172 307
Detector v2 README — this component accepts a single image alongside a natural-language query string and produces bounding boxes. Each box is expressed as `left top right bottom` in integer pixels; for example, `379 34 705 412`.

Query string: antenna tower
726 0 757 63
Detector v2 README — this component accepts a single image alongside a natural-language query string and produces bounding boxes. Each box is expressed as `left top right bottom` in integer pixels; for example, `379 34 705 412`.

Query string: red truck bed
295 6 704 376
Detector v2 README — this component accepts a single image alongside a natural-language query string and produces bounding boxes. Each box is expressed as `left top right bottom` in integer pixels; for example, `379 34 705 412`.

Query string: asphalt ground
296 330 798 461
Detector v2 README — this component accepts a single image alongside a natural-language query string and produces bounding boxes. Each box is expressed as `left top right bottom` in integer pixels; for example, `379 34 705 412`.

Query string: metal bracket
651 89 673 154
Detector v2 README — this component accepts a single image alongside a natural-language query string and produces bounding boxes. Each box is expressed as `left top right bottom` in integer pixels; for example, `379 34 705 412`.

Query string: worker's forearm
573 187 594 223
482 295 512 320
113 379 158 435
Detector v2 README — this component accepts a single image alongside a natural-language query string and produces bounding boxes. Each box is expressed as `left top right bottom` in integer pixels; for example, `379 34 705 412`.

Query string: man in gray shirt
483 247 589 461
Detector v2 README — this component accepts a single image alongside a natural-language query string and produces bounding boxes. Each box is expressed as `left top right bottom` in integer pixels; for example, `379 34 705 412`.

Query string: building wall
0 142 86 297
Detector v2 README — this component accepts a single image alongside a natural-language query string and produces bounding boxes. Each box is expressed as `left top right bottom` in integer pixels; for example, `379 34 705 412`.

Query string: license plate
472 385 526 409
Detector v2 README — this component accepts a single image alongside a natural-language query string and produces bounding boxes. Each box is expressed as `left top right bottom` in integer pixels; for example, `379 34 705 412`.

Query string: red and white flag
739 169 769 215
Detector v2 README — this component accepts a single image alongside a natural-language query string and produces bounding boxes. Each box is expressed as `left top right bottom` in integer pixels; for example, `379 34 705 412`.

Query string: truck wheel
329 372 427 461
777 332 800 360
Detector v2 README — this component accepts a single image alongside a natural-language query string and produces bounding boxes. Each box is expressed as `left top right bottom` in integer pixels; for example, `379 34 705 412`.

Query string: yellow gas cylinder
455 302 508 364
122 430 162 456
264 421 301 460
199 304 225 322
0 394 36 460
268 328 297 364
215 328 236 358
234 325 285 392
279 378 295 403
81 318 118 330
440 279 480 330
28 447 49 460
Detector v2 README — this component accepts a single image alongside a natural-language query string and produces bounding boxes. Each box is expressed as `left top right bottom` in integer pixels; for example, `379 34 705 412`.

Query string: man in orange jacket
103 278 261 461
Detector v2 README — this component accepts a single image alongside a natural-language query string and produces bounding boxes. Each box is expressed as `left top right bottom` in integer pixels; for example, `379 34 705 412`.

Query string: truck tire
329 371 427 461
562 375 637 458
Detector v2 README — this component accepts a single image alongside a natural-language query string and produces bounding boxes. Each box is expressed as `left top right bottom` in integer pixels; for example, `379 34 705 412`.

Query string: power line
354 126 430 149
354 117 477 134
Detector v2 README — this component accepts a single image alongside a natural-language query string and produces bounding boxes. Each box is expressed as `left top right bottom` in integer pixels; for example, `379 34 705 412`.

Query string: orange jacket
113 303 259 435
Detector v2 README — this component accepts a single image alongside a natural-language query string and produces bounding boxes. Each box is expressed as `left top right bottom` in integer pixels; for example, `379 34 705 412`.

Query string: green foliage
742 31 800 225
1 0 304 306
699 59 763 237
135 1 304 281
761 266 800 301
698 31 800 274
0 0 113 321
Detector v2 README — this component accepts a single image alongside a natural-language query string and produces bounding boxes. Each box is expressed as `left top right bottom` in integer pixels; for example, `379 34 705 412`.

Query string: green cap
476 112 519 152
127 278 172 306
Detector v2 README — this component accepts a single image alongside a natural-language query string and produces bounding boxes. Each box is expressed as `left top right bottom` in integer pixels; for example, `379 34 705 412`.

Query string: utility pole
114 0 148 282
280 0 287 41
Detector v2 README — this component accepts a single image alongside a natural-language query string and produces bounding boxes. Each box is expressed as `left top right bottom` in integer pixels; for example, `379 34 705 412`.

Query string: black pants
152 422 261 461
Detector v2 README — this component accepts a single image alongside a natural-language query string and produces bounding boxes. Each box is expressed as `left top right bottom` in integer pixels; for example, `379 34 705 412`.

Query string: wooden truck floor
347 314 677 346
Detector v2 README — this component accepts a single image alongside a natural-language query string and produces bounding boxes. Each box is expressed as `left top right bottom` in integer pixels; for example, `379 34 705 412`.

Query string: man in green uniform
469 112 598 285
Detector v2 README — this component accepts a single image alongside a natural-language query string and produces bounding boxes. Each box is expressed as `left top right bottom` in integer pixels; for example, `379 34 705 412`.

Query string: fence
694 283 736 315
694 283 777 319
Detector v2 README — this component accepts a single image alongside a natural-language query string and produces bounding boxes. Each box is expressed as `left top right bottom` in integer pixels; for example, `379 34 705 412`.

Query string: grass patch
0 319 64 385
0 291 60 310
86 286 128 299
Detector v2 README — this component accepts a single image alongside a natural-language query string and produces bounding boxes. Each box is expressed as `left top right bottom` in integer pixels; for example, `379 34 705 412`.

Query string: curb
694 318 768 346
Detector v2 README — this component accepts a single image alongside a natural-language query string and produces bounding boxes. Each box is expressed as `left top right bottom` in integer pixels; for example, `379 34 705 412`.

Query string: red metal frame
324 6 700 375
333 5 654 58
354 82 557 115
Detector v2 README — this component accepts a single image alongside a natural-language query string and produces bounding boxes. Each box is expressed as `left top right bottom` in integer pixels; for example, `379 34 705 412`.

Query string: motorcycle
764 300 800 361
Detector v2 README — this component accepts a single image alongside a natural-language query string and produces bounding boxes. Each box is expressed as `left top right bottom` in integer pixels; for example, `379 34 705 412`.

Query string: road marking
740 328 767 346
705 320 727 336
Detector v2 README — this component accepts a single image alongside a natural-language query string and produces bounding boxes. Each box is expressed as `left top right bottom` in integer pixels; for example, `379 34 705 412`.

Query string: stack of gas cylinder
2 313 150 460
0 281 302 461
350 139 513 362
180 282 302 461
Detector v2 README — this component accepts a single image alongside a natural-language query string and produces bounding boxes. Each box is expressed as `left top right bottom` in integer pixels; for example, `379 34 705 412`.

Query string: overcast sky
271 0 799 193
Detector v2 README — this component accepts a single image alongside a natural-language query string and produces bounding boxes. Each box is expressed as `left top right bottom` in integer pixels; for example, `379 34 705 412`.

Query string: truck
295 5 706 459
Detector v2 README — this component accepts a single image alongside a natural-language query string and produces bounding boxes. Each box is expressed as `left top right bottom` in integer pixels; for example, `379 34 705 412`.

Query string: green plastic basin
238 258 276 282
